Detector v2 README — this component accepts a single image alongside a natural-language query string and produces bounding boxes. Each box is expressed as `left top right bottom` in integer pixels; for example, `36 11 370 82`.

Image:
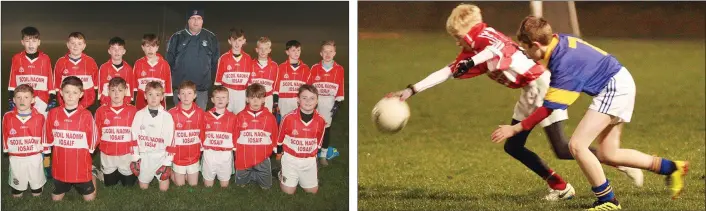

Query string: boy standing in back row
53 32 99 110
309 40 344 166
276 40 311 121
215 28 252 113
8 27 54 116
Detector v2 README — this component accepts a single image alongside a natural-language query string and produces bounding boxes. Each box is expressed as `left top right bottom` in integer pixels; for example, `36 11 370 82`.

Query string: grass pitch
358 32 705 211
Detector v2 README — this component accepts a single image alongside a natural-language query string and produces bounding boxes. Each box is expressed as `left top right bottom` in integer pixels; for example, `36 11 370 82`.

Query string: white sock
320 148 328 157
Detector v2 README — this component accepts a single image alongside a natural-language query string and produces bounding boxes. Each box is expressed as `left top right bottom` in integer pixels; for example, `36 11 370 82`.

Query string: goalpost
530 1 581 37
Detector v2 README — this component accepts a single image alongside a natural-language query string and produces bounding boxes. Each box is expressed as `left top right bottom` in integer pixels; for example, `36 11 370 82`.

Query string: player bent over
202 86 237 188
388 4 642 201
169 81 206 187
492 16 688 210
95 77 138 186
3 84 47 197
276 84 326 194
233 84 279 189
45 76 99 201
131 81 175 191
309 40 344 166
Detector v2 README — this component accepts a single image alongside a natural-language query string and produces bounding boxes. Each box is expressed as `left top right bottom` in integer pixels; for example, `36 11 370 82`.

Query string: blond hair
257 37 271 48
446 4 483 37
516 15 554 46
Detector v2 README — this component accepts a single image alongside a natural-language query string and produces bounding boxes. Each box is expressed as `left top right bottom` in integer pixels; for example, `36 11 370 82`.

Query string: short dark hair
109 37 126 47
297 84 318 96
229 28 245 39
246 83 266 98
14 84 35 96
177 80 197 92
68 32 86 41
211 85 229 97
108 77 127 89
21 27 40 40
61 76 84 91
285 40 301 50
142 33 160 46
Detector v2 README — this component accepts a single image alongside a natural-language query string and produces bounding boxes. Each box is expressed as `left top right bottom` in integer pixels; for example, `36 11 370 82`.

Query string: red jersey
2 108 45 157
233 108 278 170
9 51 54 103
203 109 238 151
95 104 138 156
45 105 98 183
309 61 345 101
168 104 205 166
133 54 173 110
277 109 326 158
215 51 253 91
452 23 544 89
248 57 279 97
53 53 99 108
97 60 134 106
276 60 310 99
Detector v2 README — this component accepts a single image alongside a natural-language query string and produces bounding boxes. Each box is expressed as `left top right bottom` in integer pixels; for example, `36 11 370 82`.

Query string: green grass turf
0 41 349 210
358 32 705 211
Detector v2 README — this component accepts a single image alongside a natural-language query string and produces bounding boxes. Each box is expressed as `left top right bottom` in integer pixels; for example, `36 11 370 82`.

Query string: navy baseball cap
187 8 204 20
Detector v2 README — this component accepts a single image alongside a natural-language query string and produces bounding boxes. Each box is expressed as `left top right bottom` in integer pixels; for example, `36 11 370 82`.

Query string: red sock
546 170 567 190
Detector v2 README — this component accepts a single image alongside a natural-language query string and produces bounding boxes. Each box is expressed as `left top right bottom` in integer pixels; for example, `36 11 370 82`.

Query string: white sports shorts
588 67 635 124
513 71 569 127
279 153 318 189
8 153 46 191
173 161 200 175
137 151 170 184
201 150 233 181
227 88 246 114
101 152 133 176
279 98 298 116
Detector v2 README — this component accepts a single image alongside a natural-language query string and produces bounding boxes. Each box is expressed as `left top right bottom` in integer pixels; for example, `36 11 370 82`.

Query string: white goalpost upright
529 1 581 37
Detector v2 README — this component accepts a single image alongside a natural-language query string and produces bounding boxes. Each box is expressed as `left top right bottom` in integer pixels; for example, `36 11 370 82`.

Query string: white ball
372 97 410 133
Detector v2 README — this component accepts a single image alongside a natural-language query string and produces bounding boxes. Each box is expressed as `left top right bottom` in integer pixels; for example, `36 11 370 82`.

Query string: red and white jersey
168 104 205 166
233 108 278 170
133 54 173 110
95 104 137 156
203 109 237 151
309 61 345 103
53 53 99 108
277 109 326 158
215 51 253 91
45 105 98 183
452 23 544 89
277 60 310 99
248 57 279 97
2 108 45 157
9 51 54 103
131 106 175 164
97 60 134 106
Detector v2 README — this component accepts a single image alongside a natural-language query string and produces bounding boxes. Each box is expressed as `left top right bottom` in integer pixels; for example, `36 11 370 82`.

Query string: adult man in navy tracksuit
166 8 220 110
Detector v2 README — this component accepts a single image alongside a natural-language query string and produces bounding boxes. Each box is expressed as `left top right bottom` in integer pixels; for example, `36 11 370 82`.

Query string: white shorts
279 98 298 116
513 71 569 127
201 150 233 181
317 97 335 128
137 152 170 184
101 152 133 176
8 153 46 191
264 95 274 111
588 67 635 123
227 88 246 114
173 162 201 175
279 153 318 189
33 96 48 117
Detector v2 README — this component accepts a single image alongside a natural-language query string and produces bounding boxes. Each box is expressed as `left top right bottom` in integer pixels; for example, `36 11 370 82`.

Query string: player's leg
10 187 24 198
300 157 319 194
279 154 299 194
279 98 296 116
117 154 136 187
227 88 238 113
202 151 217 187
77 180 97 201
234 90 246 113
186 162 200 186
172 164 187 186
218 151 234 188
265 95 273 111
158 177 170 192
234 168 253 187
138 155 156 190
503 119 568 187
253 158 273 189
30 187 43 197
28 154 47 197
51 179 72 201
101 152 121 186
9 156 27 198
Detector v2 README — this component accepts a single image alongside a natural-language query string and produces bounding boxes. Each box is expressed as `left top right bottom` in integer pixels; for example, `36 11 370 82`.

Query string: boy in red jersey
45 76 98 201
133 34 173 110
309 40 344 166
276 84 326 194
53 32 99 110
233 84 278 189
131 81 175 191
95 77 138 187
276 40 311 119
215 28 252 113
249 37 280 112
202 86 237 188
97 37 134 106
168 81 205 187
8 27 54 116
3 84 46 197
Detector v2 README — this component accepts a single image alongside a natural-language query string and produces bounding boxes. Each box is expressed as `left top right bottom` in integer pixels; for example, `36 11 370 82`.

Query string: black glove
330 100 343 118
46 94 58 112
8 91 16 111
452 58 475 78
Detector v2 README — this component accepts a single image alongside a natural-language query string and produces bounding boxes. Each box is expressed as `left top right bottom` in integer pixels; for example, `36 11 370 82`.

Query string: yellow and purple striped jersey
541 34 623 110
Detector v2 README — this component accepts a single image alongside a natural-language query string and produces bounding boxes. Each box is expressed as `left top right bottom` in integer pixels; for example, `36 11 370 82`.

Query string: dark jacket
166 28 220 91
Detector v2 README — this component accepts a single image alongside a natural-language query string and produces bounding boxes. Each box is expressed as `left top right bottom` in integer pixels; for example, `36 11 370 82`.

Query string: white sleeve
131 112 142 161
412 66 453 93
163 114 175 166
472 48 496 65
